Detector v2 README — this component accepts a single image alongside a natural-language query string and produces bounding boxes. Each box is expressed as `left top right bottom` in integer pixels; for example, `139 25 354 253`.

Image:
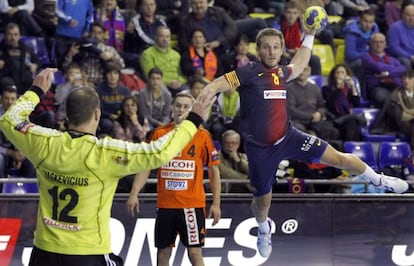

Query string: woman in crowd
113 96 151 143
322 63 366 141
180 28 223 81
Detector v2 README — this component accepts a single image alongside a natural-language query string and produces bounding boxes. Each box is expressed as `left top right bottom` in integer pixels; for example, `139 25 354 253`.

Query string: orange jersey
151 123 220 208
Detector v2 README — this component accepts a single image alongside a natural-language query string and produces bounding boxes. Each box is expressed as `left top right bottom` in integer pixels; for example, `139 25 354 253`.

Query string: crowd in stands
0 0 414 194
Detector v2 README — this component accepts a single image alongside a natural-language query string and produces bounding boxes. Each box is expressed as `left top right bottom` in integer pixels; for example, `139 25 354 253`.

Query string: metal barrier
1 177 413 194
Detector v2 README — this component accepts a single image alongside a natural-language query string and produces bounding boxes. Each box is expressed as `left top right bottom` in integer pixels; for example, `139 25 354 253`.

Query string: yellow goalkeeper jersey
0 90 198 255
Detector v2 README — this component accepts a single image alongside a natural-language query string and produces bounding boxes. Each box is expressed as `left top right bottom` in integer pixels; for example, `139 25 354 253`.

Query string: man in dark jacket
178 0 237 57
0 22 40 95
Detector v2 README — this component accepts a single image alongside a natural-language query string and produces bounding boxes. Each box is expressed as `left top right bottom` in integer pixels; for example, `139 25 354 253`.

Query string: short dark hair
2 85 18 96
235 34 250 45
360 8 376 17
403 70 414 79
5 22 19 33
148 67 163 77
188 74 208 88
91 22 105 32
104 60 122 75
64 62 81 74
66 87 100 126
190 28 206 39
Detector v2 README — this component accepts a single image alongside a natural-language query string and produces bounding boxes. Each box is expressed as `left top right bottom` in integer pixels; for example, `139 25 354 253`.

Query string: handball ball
304 6 328 32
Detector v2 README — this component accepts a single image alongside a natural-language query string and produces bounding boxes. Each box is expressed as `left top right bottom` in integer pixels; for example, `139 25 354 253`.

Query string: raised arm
288 19 316 82
202 75 234 95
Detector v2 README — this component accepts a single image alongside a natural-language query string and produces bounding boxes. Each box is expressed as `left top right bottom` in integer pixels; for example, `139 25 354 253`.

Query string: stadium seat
378 141 412 170
328 15 342 24
20 36 51 66
344 141 378 170
333 38 345 46
313 44 335 76
249 13 275 19
248 42 256 55
53 70 65 85
307 75 325 88
213 140 222 152
336 44 345 64
2 179 38 194
351 108 397 142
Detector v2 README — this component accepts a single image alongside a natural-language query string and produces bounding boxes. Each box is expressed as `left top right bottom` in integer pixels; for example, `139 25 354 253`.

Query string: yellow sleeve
0 90 61 164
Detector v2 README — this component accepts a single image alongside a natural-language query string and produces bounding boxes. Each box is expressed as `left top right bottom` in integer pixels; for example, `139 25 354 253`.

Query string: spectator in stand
113 96 151 142
137 67 173 128
0 84 36 179
125 0 167 55
208 89 241 141
55 0 94 68
213 0 268 42
323 0 345 16
287 65 340 142
178 0 238 57
272 1 322 75
385 0 403 29
254 0 285 17
156 0 189 32
95 0 126 52
113 96 151 192
0 0 45 37
339 0 370 19
62 22 125 85
322 63 366 141
0 22 40 95
219 129 251 193
290 0 336 53
387 3 414 70
362 32 406 108
33 0 58 37
140 26 187 96
372 70 414 150
55 63 86 128
180 28 223 81
222 34 258 72
96 61 131 136
29 88 57 129
344 8 379 83
214 0 249 20
188 74 208 99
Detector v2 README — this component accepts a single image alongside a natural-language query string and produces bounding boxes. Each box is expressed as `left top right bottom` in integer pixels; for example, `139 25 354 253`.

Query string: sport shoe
372 173 409 194
257 218 272 257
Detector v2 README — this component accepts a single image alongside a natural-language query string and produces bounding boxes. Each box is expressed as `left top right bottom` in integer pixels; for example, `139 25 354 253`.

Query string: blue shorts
244 126 328 197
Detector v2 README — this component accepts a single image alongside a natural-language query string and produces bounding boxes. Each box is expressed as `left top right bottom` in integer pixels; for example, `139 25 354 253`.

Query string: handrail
1 177 413 194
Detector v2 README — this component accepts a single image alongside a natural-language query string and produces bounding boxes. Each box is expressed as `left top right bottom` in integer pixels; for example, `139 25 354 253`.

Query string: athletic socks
359 163 380 185
258 218 271 233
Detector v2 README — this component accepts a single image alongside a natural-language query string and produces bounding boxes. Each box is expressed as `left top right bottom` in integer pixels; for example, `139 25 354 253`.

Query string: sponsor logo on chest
165 180 188 190
263 90 286 99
